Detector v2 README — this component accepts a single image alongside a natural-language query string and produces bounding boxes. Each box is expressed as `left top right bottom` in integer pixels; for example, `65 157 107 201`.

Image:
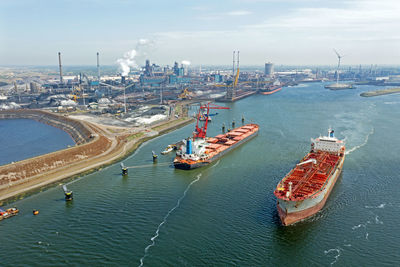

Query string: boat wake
138 173 202 267
324 248 342 265
211 160 221 168
345 127 374 155
365 203 386 209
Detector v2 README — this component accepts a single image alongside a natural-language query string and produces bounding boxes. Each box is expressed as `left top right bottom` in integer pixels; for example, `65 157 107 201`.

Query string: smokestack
237 51 240 70
58 52 63 84
97 52 100 83
232 51 236 76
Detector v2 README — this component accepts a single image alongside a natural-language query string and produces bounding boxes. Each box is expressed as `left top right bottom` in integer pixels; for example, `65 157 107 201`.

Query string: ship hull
277 154 345 225
260 87 282 95
324 84 354 90
174 129 258 170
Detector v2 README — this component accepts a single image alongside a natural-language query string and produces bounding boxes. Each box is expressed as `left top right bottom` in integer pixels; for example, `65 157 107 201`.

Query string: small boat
199 115 212 122
161 145 175 155
0 207 19 221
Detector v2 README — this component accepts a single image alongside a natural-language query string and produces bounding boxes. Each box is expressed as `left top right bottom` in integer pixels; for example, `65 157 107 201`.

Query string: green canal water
1 83 400 266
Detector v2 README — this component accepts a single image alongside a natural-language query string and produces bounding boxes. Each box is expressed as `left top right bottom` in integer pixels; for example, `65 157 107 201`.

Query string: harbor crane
193 102 230 139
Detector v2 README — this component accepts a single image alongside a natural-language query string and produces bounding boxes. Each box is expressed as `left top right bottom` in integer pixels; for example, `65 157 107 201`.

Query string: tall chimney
237 51 240 70
97 52 100 83
58 52 63 84
232 51 236 76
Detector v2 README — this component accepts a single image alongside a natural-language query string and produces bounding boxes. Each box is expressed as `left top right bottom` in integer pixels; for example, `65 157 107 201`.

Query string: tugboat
161 145 175 155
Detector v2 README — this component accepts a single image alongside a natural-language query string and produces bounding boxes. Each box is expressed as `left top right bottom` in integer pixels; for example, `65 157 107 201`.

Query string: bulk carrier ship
260 80 282 95
260 85 282 95
274 129 345 225
174 103 259 170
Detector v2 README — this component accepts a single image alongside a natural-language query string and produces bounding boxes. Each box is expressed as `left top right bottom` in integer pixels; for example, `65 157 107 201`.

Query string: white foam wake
365 203 386 209
138 173 202 266
345 127 374 155
324 248 342 265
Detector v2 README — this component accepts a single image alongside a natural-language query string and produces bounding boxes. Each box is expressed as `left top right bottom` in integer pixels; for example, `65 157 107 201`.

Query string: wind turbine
333 49 343 85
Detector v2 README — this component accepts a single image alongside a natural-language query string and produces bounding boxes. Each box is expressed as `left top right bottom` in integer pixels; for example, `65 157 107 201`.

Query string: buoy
152 151 158 162
62 185 73 201
33 210 39 215
65 191 73 201
121 163 128 176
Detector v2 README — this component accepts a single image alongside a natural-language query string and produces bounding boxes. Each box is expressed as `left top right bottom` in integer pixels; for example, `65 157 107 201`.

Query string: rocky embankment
0 110 111 200
0 109 92 144
0 109 194 203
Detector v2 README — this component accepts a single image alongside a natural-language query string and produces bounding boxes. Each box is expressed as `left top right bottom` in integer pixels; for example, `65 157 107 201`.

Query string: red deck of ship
274 151 342 201
175 124 259 165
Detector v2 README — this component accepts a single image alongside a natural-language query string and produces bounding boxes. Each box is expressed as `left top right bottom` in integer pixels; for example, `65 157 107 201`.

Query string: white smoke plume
117 50 137 76
181 60 191 66
117 39 154 76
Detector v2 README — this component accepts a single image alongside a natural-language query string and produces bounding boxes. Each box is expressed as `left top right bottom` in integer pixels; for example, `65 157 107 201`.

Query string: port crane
193 102 229 139
178 87 192 100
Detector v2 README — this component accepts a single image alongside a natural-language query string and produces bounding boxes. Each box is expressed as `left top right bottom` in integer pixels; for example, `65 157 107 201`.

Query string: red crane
193 102 230 139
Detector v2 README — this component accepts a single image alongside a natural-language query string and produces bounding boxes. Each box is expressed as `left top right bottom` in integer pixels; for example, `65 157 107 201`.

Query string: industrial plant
1 50 400 127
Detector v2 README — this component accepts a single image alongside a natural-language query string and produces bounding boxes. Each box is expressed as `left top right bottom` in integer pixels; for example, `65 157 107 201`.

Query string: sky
1 0 400 67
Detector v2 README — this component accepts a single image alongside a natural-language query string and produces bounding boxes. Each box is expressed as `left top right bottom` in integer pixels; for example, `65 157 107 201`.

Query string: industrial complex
1 50 400 118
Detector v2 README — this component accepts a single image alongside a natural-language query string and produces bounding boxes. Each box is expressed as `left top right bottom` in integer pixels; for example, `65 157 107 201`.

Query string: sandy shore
0 115 194 204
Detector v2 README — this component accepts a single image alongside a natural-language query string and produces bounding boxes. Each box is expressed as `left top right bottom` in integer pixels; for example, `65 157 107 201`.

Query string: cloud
195 9 252 20
152 0 400 64
243 0 400 41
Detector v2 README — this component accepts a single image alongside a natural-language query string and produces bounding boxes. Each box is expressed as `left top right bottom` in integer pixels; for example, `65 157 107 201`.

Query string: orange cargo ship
260 85 282 95
274 129 345 225
174 124 259 169
174 102 258 170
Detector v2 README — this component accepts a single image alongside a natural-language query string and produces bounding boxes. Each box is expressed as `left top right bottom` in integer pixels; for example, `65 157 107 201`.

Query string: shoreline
360 87 400 97
0 114 194 204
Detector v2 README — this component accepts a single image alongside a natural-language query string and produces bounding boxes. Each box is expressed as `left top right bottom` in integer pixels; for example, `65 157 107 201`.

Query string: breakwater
0 110 112 201
0 109 92 144
360 87 400 97
0 111 193 203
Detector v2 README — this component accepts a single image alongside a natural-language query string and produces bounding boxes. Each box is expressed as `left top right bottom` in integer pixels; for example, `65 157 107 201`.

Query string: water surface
1 83 399 266
0 119 75 165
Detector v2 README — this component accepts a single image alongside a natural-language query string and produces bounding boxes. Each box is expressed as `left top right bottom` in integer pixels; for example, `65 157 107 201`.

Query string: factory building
173 62 184 76
169 75 192 85
30 82 40 93
211 74 222 83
